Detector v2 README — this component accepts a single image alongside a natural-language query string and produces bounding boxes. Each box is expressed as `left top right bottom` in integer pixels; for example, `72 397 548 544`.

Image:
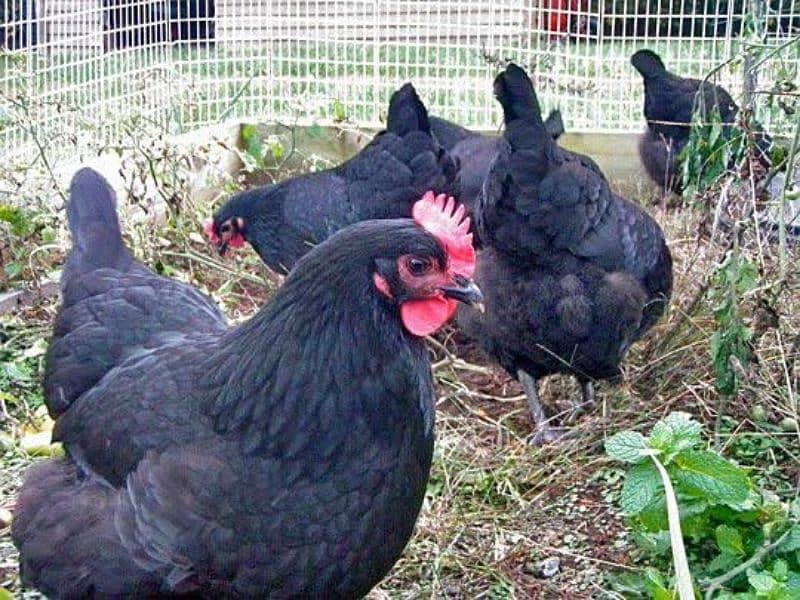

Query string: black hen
429 110 565 210
207 83 458 274
631 49 770 192
13 170 482 597
460 64 673 444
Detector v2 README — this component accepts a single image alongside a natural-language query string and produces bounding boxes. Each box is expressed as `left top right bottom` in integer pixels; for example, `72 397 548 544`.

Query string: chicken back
429 109 564 212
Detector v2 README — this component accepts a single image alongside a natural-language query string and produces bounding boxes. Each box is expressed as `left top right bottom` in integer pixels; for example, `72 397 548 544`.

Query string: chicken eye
408 257 431 276
219 222 232 234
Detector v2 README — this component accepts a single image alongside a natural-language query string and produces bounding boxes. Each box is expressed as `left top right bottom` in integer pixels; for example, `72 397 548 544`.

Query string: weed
606 412 800 599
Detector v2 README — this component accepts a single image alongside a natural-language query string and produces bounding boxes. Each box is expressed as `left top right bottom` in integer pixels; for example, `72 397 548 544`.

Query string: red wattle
400 296 457 337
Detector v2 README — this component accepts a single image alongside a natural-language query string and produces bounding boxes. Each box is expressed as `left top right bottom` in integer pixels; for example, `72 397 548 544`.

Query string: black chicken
429 110 565 209
631 48 770 192
13 169 482 598
206 82 458 274
460 64 673 444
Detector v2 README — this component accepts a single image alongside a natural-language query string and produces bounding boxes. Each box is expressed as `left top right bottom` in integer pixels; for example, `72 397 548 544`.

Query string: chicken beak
440 274 485 313
216 240 229 256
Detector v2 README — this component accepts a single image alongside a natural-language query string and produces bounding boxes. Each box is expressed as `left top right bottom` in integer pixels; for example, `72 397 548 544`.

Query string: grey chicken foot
518 370 573 445
566 380 596 422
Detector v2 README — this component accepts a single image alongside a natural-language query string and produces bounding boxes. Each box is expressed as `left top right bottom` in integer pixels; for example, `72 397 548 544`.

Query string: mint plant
708 253 758 399
605 412 800 599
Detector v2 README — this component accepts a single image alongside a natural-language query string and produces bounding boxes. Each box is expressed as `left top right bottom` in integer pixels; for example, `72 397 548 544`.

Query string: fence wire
0 0 798 163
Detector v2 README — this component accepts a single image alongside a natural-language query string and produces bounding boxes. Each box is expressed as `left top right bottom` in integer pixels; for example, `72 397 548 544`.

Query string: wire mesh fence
0 0 798 164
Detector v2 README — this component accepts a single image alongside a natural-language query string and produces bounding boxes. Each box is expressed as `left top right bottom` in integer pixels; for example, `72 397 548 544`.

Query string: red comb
412 191 475 277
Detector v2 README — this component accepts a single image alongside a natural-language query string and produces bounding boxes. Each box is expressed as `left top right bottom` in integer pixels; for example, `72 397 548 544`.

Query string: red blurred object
541 0 593 35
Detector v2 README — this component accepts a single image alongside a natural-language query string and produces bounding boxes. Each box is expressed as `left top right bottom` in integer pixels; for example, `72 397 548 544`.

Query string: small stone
779 417 798 432
532 557 560 579
750 404 767 421
0 507 12 528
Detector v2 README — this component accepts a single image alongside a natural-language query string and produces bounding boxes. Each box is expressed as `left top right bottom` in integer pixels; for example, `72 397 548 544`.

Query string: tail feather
631 49 667 79
386 83 431 136
494 64 552 158
66 168 130 275
493 63 545 125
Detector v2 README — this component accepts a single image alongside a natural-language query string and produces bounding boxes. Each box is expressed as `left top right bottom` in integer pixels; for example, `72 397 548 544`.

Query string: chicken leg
518 370 570 445
567 380 596 422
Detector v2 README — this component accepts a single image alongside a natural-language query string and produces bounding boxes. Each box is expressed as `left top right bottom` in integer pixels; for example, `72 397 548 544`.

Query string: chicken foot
518 370 573 445
566 380 596 422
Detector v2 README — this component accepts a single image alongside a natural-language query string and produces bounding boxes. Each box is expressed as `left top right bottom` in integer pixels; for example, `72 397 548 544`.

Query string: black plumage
44 172 226 416
459 64 673 443
208 83 458 274
429 109 565 210
631 48 770 192
13 168 481 598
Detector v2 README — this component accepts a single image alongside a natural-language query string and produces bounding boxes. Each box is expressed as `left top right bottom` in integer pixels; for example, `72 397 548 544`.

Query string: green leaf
780 526 800 552
0 587 12 600
241 123 257 143
772 560 788 581
643 567 675 599
649 412 703 462
717 524 745 556
631 529 671 555
270 141 284 162
21 337 48 359
0 203 32 236
787 572 800 593
637 495 669 532
747 569 777 594
333 99 347 122
620 462 662 516
674 450 750 507
605 430 651 463
40 224 56 243
241 123 265 166
734 260 759 295
643 567 666 588
715 592 757 600
3 360 32 382
790 498 800 520
682 511 713 541
606 571 650 596
4 261 22 279
652 588 676 600
708 550 740 573
308 122 323 138
709 119 722 147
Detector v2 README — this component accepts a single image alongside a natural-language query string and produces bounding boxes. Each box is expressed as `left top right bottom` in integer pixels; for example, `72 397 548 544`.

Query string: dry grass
0 129 798 599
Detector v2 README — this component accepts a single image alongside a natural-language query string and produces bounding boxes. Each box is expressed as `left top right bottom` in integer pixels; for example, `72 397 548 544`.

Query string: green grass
2 36 796 163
